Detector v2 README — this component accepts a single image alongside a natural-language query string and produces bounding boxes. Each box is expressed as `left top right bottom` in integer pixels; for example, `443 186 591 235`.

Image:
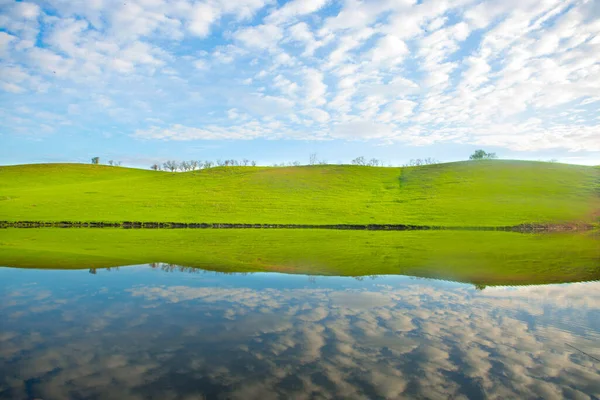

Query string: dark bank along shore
0 221 596 232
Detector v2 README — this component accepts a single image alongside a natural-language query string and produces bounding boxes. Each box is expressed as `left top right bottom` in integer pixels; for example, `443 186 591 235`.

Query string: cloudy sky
1 0 599 167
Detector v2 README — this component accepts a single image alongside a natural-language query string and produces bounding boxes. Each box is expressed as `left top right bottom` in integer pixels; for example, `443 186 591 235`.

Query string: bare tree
108 160 114 166
352 156 366 166
251 161 256 166
368 158 380 167
217 159 225 167
179 161 191 171
204 161 214 169
292 161 301 166
150 163 160 171
189 160 199 170
309 153 317 165
403 158 439 167
163 160 178 172
242 159 250 166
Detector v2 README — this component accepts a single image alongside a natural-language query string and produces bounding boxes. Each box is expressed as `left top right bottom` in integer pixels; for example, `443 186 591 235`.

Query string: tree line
90 149 500 171
148 155 442 172
151 159 258 172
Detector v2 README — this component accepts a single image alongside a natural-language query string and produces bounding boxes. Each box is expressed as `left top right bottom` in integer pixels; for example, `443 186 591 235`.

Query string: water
1 264 599 399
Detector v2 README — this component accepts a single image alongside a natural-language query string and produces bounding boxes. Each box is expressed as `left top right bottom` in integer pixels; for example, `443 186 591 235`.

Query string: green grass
1 160 599 226
0 229 598 286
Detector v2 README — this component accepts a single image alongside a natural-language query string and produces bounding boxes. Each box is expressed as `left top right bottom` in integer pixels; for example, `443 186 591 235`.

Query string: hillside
0 160 598 226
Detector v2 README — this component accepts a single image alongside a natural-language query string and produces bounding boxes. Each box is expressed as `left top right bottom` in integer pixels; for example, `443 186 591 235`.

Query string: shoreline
0 221 595 232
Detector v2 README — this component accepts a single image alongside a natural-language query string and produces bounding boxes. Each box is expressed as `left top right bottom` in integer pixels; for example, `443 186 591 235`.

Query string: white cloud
266 0 330 24
273 74 299 96
13 1 40 19
1 82 25 93
380 100 417 122
370 35 408 65
303 68 327 106
234 24 283 50
287 22 323 56
0 31 16 55
193 59 208 70
188 2 218 37
301 108 330 123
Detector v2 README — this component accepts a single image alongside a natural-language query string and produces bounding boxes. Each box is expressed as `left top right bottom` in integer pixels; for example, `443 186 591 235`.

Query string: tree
163 160 178 172
469 150 497 160
352 156 366 166
309 153 318 165
405 159 423 166
150 163 160 171
91 157 100 164
180 161 191 171
403 158 439 167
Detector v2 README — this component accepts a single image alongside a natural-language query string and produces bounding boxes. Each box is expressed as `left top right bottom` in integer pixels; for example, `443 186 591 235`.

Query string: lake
0 230 599 399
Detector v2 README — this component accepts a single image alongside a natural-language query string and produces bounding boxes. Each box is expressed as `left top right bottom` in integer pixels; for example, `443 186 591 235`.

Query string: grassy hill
1 160 598 226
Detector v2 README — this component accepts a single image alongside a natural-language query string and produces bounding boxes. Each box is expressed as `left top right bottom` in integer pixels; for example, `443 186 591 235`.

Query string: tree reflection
148 263 250 275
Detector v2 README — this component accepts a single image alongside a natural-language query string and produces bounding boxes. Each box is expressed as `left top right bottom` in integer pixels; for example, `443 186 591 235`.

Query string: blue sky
1 0 599 167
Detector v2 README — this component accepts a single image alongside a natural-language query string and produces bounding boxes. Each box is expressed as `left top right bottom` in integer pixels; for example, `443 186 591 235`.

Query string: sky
0 0 599 167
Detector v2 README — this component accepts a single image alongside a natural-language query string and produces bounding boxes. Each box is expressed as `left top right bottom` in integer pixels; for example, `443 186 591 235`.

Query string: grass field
0 229 598 286
1 160 599 226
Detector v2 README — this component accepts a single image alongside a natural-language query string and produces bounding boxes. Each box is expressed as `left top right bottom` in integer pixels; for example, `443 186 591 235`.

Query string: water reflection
1 266 599 399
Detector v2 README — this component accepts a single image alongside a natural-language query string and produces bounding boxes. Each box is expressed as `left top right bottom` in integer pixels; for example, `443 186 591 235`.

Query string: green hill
1 160 598 226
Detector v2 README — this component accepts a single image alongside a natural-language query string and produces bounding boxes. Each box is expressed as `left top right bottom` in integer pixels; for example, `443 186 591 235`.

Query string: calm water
1 265 599 399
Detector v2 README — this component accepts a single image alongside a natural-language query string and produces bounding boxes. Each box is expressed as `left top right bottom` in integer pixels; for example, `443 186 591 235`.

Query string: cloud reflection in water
0 266 599 399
